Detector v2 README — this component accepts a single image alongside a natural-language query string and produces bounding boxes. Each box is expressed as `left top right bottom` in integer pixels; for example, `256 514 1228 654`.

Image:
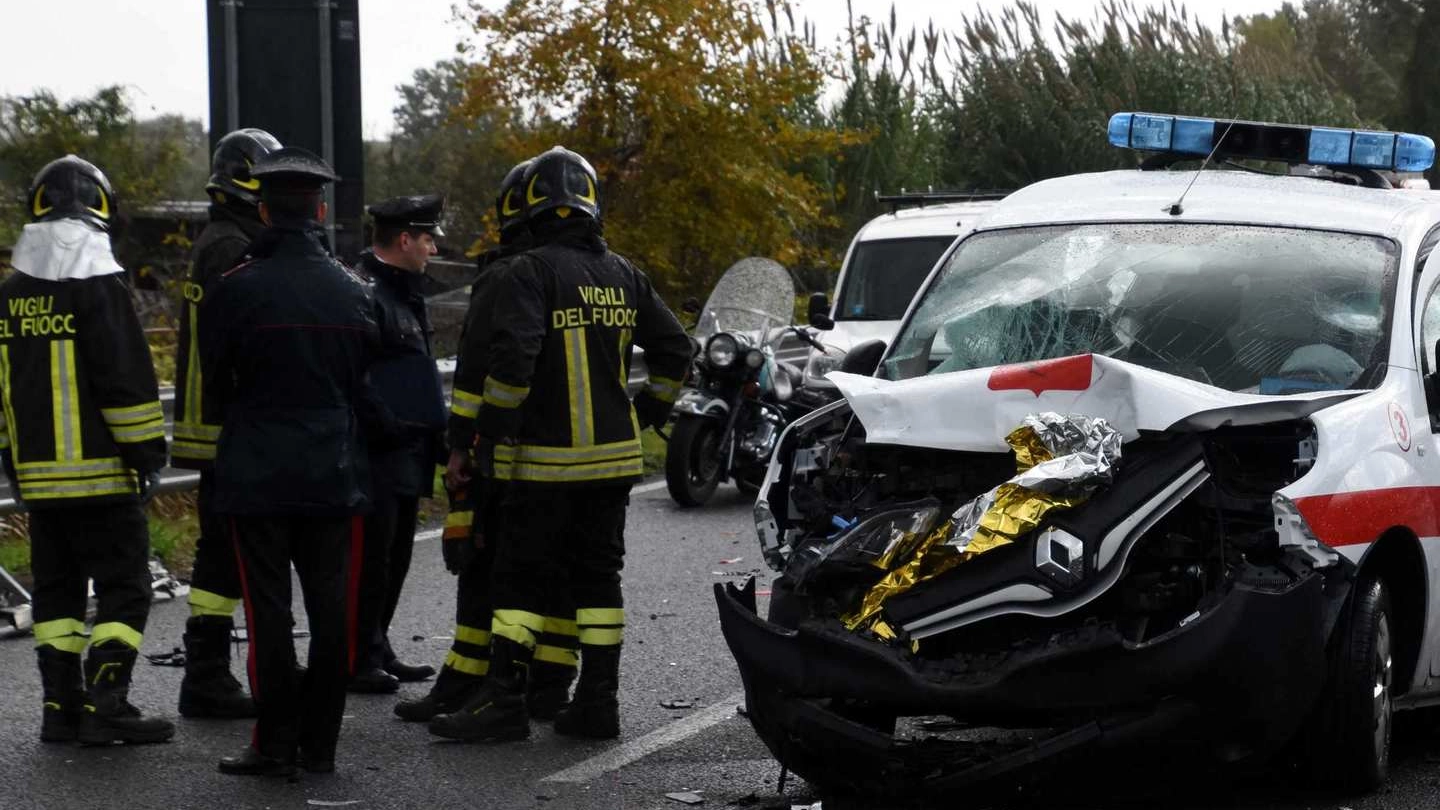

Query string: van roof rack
874 189 1012 213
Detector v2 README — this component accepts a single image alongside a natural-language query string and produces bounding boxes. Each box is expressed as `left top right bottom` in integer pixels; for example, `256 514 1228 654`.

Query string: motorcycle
664 258 827 507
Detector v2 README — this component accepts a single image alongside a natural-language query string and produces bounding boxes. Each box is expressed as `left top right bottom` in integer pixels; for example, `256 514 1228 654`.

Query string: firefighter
348 194 447 694
3 155 174 745
429 146 691 742
173 127 281 719
202 148 380 777
395 159 588 722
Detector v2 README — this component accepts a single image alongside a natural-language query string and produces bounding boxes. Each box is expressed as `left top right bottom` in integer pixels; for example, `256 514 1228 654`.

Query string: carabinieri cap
368 193 446 237
250 146 341 191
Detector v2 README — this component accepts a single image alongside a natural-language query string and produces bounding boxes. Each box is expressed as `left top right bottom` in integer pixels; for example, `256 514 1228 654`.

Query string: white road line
415 527 443 543
541 690 746 784
631 479 668 495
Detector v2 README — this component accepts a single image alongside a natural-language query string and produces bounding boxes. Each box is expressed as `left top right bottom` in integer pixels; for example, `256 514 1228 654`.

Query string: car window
883 223 1398 395
834 236 955 321
1422 283 1440 375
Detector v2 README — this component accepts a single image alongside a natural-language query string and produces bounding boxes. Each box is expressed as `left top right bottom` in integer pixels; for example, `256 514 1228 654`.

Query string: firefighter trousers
230 514 359 760
355 492 419 671
30 503 151 654
187 471 242 618
488 483 628 654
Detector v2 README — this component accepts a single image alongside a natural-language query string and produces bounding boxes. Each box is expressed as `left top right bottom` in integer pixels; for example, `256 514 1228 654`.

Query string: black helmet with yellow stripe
206 127 282 207
28 155 116 232
521 146 599 222
496 158 533 238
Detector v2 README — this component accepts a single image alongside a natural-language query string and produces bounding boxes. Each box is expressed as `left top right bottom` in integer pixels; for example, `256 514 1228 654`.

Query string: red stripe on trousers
1294 486 1440 548
230 516 260 748
346 516 364 676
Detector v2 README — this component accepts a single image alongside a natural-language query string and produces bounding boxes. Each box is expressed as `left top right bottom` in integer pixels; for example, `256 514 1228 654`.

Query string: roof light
1108 112 1435 173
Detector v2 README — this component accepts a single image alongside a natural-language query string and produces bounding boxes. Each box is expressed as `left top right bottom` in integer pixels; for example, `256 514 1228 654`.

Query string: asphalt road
5 483 1440 809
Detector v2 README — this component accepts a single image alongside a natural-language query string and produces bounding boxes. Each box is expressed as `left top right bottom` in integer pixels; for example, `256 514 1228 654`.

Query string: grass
0 494 200 587
642 429 668 475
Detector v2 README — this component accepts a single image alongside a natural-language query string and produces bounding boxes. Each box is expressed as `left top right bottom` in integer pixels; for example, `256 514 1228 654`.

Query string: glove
634 391 672 431
441 531 476 575
441 477 487 575
138 470 162 505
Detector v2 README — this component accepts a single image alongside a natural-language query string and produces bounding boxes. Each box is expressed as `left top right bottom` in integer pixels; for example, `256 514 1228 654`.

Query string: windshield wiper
836 313 896 322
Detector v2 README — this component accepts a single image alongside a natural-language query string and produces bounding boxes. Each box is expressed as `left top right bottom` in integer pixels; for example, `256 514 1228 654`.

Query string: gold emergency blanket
845 412 1122 635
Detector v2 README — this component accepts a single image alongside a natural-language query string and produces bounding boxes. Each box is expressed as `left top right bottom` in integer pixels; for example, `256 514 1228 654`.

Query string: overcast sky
0 0 1282 140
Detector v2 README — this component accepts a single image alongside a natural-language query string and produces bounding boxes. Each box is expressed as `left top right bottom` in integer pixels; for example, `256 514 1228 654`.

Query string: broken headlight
791 500 944 579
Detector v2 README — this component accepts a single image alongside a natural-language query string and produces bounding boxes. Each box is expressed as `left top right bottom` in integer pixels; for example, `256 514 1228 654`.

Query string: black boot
382 636 435 682
526 658 576 721
394 665 482 722
554 645 620 739
180 615 256 718
428 637 531 742
218 745 297 778
78 641 176 745
37 646 85 743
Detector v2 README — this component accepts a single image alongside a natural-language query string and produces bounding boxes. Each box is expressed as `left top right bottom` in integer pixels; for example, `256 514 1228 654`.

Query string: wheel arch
1356 527 1427 695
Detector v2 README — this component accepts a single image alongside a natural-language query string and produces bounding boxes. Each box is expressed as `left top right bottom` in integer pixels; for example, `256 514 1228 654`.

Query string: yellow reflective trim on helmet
579 175 597 205
86 187 110 221
32 184 53 217
233 159 261 191
91 622 143 650
526 175 549 206
501 188 521 217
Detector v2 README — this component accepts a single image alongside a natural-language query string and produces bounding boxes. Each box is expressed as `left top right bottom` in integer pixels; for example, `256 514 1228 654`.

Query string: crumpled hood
10 220 125 281
829 353 1358 452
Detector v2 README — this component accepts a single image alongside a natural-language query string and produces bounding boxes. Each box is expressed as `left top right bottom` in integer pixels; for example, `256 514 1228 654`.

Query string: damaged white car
716 113 1440 797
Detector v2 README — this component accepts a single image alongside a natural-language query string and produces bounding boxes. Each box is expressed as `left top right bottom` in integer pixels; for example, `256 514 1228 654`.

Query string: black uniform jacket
472 220 691 485
446 235 531 453
0 272 166 507
355 250 442 498
173 204 265 469
199 224 381 516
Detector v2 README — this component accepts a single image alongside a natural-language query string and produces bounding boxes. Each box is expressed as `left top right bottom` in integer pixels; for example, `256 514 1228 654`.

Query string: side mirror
807 292 833 330
838 339 887 377
681 297 701 315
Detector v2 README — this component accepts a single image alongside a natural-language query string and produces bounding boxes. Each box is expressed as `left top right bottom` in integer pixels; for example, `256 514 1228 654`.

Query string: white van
803 195 1005 388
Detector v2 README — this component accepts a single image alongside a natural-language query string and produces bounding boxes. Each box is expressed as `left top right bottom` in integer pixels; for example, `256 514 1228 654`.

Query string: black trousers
30 502 151 653
230 514 358 759
489 483 628 651
355 492 419 671
187 471 242 617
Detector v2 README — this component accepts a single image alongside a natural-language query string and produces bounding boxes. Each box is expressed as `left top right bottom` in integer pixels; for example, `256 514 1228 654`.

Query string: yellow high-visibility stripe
543 616 579 637
577 608 626 626
91 622 143 650
51 341 81 462
21 476 136 500
564 330 593 446
450 399 479 419
16 457 125 474
453 388 484 407
454 625 490 646
188 587 238 617
0 346 17 458
492 609 544 648
171 440 217 461
445 650 489 676
100 401 163 426
173 422 221 442
34 618 86 643
618 328 632 388
185 300 202 423
534 644 579 666
108 420 165 444
480 378 528 409
497 457 643 483
646 374 684 404
578 627 624 646
494 439 642 464
445 510 473 528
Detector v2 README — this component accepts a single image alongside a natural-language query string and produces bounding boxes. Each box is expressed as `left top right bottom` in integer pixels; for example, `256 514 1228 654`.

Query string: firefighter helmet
28 155 117 232
521 146 599 222
206 128 283 206
496 159 533 237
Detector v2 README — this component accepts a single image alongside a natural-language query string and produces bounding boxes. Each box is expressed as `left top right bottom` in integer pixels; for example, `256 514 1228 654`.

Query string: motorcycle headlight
744 348 765 369
706 333 739 368
805 501 943 571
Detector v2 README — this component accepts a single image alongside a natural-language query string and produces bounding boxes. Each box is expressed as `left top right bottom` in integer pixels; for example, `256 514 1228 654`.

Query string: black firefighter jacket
468 220 691 485
172 204 265 469
355 250 443 499
0 259 165 508
446 234 531 454
199 224 381 516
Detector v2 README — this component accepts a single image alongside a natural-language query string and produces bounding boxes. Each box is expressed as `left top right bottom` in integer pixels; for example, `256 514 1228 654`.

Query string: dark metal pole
317 0 336 247
222 0 241 132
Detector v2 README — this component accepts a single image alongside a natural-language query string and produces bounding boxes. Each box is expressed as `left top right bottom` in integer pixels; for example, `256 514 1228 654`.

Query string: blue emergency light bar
1108 112 1435 173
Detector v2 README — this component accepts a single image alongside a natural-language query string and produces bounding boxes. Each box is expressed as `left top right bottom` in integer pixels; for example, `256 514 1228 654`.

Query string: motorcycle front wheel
665 415 724 507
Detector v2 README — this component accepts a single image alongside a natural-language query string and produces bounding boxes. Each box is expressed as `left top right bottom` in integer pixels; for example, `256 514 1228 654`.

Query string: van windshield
882 223 1398 394
834 237 955 321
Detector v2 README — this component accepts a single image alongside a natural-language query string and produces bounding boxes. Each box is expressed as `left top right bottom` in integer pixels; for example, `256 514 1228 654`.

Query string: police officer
173 128 281 718
395 160 581 722
202 148 380 777
348 194 447 694
430 146 691 742
3 155 174 745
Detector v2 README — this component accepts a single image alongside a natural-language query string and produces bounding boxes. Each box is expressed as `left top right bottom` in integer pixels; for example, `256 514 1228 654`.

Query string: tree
455 0 848 297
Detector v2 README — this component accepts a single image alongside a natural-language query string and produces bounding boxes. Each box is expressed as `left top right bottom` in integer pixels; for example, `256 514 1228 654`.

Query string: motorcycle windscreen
695 257 796 342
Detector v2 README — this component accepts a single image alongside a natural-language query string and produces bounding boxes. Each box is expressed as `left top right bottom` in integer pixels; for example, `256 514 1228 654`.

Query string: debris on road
306 801 361 807
649 612 678 620
718 556 744 565
665 791 705 805
660 698 695 709
144 647 185 667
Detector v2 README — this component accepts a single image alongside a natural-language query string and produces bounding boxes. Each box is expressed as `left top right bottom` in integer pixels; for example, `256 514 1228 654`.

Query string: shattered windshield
883 223 1398 394
835 237 956 321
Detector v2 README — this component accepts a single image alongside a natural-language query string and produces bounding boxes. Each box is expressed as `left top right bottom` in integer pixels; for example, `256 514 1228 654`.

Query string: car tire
664 416 723 507
1310 576 1393 794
